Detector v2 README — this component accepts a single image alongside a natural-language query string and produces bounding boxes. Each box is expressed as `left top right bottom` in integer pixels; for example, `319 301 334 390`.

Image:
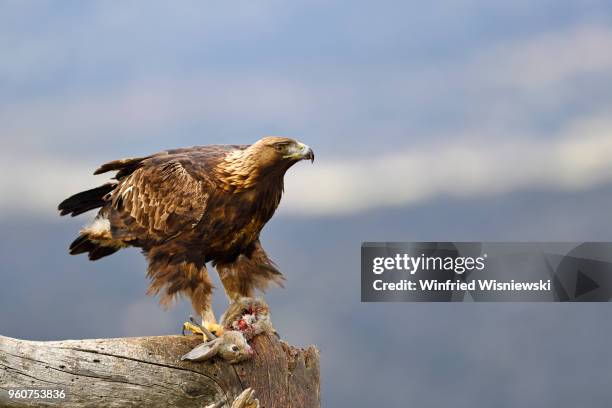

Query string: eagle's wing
109 157 214 241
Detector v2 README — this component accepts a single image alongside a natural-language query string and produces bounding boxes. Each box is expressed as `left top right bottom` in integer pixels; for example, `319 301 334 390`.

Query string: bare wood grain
0 334 319 408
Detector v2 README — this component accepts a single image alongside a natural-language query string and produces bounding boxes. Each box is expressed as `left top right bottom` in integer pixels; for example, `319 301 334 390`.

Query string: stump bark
0 334 319 407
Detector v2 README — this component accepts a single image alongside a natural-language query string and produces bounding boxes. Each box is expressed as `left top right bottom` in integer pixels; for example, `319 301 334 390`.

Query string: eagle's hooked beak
302 145 315 163
287 142 314 163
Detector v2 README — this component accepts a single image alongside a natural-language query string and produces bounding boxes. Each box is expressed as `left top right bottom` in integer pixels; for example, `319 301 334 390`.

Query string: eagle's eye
273 142 289 152
231 345 239 352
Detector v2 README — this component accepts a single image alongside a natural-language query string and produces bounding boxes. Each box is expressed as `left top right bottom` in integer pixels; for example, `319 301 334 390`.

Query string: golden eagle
58 137 314 327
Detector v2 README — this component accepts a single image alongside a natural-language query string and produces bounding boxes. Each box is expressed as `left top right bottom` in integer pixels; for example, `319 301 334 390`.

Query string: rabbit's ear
181 339 220 361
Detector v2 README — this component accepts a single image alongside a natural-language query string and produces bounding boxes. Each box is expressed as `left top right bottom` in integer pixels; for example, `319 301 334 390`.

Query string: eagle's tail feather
88 245 121 261
69 215 124 261
69 234 95 254
69 233 121 261
58 182 117 217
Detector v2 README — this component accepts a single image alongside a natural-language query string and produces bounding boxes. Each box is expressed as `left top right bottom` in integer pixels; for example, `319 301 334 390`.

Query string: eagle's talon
182 321 205 337
204 322 224 338
182 319 224 340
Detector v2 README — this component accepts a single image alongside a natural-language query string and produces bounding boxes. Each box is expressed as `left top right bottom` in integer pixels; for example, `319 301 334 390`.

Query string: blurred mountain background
2 1 612 406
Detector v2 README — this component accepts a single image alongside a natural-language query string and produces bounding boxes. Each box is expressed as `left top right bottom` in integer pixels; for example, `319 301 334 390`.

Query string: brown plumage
58 137 314 322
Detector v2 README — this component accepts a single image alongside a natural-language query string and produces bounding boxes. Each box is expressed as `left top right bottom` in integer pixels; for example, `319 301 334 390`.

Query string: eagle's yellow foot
182 321 204 337
204 322 224 337
182 316 224 339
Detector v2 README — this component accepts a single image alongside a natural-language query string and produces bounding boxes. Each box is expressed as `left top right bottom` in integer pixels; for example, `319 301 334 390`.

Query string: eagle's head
252 136 314 169
215 136 314 191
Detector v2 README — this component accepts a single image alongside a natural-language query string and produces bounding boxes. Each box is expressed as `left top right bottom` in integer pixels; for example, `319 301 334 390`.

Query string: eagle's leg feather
218 270 255 302
215 241 285 302
201 308 217 324
144 248 225 336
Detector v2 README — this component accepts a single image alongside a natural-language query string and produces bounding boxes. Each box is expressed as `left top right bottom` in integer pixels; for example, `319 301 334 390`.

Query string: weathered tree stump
0 334 319 407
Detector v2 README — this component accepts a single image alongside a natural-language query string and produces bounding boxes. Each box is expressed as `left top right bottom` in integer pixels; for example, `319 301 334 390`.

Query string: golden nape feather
58 137 314 325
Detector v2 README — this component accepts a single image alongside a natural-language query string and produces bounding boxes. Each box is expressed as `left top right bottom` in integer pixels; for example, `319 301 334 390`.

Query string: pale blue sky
3 1 612 217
